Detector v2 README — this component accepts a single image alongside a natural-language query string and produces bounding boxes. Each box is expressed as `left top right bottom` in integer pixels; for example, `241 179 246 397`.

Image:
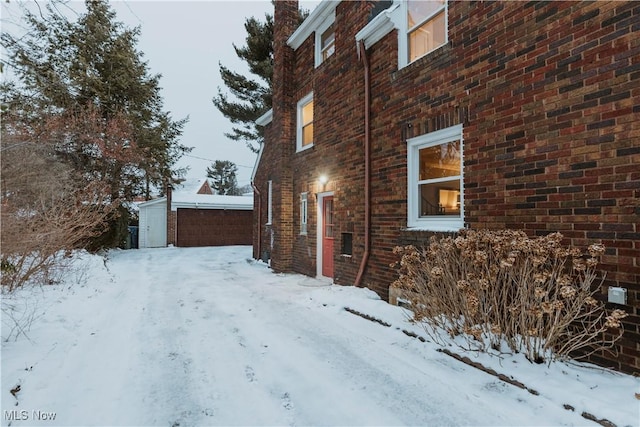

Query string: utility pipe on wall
354 40 371 287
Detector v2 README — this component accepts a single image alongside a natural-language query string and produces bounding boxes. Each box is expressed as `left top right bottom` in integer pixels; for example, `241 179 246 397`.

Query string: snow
171 178 253 209
137 178 253 212
2 246 638 427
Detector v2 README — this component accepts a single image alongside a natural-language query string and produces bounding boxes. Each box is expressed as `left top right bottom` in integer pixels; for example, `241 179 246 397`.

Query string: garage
176 208 253 247
138 178 253 248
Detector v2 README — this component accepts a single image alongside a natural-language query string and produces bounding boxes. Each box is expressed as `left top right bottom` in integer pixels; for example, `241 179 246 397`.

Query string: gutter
354 39 371 287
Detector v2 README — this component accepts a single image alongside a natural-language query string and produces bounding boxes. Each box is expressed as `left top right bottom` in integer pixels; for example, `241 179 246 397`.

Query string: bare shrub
391 229 627 364
1 127 117 292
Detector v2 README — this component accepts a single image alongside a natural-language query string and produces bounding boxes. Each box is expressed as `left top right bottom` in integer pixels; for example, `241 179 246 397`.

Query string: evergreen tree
1 0 190 200
1 0 191 247
206 160 240 196
212 6 308 153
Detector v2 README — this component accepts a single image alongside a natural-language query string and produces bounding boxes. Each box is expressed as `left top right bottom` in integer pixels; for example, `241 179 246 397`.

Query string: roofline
138 197 167 208
355 1 399 49
255 109 273 126
288 1 340 49
171 201 253 212
251 139 264 183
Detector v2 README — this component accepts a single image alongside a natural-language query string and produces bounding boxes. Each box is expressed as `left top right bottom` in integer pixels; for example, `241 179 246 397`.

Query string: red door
322 196 334 278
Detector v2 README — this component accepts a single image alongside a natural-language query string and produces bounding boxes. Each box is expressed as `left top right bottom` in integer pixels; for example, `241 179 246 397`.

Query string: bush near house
392 230 627 364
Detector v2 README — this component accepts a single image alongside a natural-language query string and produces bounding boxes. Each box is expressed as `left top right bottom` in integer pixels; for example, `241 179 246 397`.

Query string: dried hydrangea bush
391 230 627 364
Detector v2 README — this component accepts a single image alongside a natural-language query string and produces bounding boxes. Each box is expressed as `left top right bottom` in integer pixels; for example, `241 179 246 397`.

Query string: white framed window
300 192 308 234
315 12 336 67
398 0 448 67
296 92 314 152
407 124 463 231
320 24 335 61
267 180 273 225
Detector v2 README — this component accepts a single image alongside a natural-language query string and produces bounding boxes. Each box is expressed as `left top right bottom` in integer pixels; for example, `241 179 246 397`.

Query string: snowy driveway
2 246 638 426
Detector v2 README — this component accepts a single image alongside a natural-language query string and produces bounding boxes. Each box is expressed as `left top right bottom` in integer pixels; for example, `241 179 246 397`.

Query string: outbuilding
138 178 253 248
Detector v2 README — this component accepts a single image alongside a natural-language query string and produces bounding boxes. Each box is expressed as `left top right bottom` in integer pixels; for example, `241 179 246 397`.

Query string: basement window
341 233 353 256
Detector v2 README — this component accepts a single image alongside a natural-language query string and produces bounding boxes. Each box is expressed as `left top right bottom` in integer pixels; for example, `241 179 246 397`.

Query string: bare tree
1 109 123 292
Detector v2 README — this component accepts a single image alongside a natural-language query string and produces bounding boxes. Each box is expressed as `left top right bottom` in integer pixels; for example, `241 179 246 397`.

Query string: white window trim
300 192 308 235
396 0 449 69
407 124 463 231
296 92 314 152
314 12 335 67
267 180 273 225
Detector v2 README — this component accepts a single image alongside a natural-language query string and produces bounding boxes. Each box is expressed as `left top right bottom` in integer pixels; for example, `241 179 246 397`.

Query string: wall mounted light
315 175 329 201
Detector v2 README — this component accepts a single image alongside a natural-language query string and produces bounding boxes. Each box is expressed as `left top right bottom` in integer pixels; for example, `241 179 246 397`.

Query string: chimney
269 0 299 271
272 0 299 125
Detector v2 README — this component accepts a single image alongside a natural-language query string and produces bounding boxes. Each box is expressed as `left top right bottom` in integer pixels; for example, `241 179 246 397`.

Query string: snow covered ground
1 246 638 427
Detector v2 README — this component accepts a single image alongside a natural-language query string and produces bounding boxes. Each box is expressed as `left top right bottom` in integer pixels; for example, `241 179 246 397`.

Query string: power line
183 153 254 169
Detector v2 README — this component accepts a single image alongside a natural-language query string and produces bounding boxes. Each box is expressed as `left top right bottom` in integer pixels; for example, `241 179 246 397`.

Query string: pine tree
212 6 308 153
206 160 241 196
1 0 190 247
1 0 190 200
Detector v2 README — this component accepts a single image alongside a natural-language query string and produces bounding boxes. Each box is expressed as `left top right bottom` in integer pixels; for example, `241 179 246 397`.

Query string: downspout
354 39 371 287
251 181 262 260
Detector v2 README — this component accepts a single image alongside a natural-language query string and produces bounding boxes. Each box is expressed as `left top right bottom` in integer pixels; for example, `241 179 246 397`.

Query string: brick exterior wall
288 2 372 281
166 184 177 246
253 1 299 272
257 1 639 373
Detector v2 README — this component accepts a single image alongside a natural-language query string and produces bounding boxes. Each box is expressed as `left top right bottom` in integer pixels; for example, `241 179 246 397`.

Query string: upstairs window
407 0 447 62
296 92 314 152
407 124 463 231
320 24 335 61
315 13 336 67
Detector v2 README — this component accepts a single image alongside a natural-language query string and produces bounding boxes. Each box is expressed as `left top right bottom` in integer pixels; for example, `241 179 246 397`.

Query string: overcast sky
2 0 320 189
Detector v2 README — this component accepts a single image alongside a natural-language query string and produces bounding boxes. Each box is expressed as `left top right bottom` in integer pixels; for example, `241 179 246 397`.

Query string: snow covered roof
171 178 253 211
138 178 253 211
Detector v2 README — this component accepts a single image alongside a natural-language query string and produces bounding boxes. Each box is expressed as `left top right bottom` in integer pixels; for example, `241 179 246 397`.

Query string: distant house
252 0 639 374
139 178 253 248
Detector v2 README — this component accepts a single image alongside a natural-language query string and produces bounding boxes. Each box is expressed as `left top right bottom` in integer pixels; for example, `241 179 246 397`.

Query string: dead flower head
588 243 605 257
572 258 586 272
586 258 598 268
560 285 577 298
604 309 627 329
430 266 444 277
534 287 548 299
584 296 598 306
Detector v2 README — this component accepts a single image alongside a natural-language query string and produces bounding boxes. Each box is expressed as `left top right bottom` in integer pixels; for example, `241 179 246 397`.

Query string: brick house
251 0 639 373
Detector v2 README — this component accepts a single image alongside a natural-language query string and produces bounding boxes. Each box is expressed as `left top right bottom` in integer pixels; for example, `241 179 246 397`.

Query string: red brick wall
166 185 176 246
253 0 299 272
288 2 373 281
261 1 639 373
361 1 639 373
